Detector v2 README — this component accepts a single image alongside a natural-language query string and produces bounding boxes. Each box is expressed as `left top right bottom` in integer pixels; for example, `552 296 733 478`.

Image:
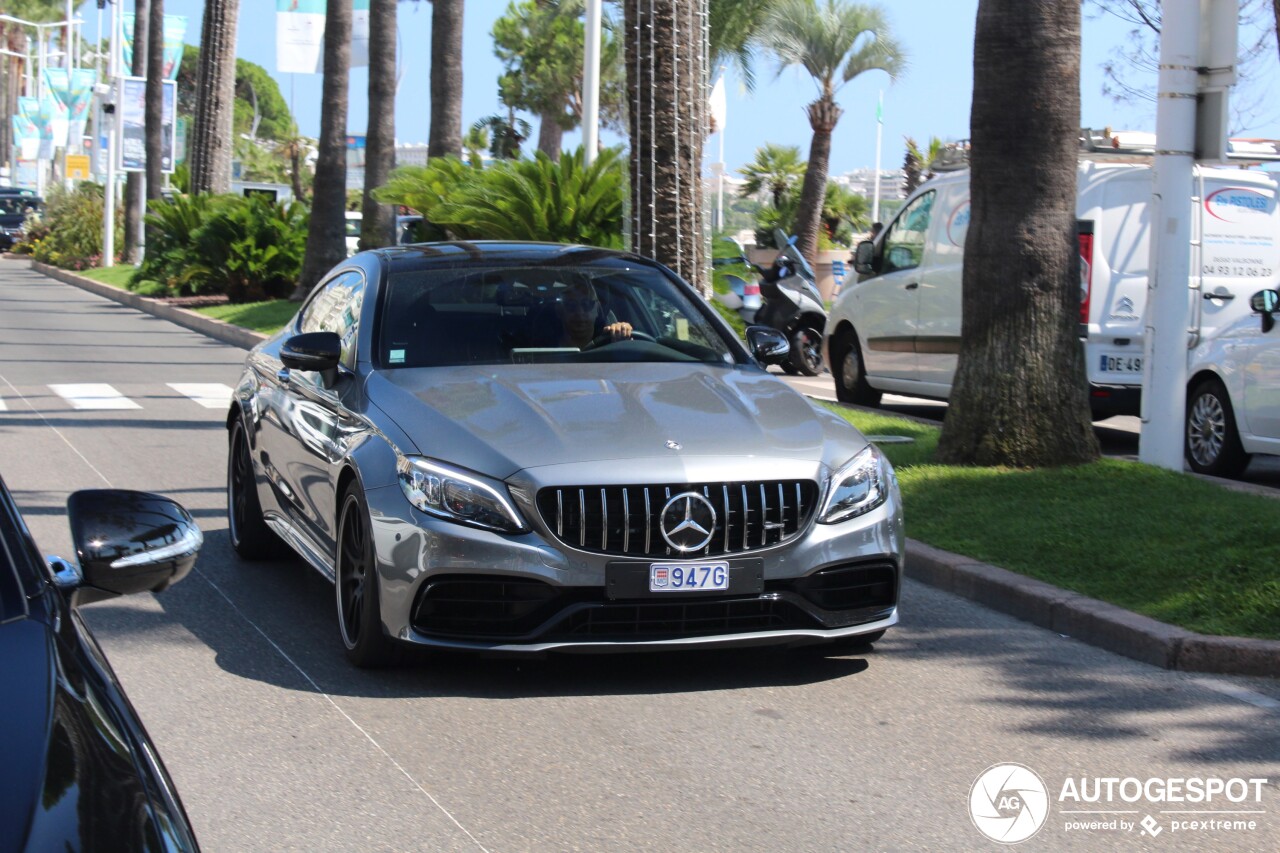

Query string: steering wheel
583 330 657 350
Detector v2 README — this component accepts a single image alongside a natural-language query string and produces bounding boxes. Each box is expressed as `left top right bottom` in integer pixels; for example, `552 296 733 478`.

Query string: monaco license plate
649 561 730 593
1100 353 1143 373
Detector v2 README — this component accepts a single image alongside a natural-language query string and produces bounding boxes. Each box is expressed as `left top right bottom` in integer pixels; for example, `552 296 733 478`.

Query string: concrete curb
26 259 1280 679
32 260 268 351
906 541 1280 677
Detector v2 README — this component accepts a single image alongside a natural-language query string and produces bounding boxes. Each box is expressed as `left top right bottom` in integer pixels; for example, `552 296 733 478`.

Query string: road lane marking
49 383 142 410
167 382 233 409
195 571 491 852
1194 676 1280 712
0 394 5 411
0 375 113 486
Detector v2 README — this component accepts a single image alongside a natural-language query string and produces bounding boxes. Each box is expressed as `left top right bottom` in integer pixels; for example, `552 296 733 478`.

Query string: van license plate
649 562 730 592
1100 354 1143 373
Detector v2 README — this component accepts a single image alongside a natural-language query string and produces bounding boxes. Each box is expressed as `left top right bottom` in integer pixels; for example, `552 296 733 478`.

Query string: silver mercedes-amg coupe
227 242 903 666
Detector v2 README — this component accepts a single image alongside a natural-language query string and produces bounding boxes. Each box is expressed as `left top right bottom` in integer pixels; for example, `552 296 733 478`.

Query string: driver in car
555 280 632 348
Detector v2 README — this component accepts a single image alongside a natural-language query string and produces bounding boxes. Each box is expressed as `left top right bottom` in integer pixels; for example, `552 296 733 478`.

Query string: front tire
830 328 881 406
1185 378 1249 478
336 483 397 667
789 327 823 376
227 420 281 560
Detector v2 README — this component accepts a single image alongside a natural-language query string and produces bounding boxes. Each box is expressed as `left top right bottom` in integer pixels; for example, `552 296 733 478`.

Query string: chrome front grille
535 480 819 557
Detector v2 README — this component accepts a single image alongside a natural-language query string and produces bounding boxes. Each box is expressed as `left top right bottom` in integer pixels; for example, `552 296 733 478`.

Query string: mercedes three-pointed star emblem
659 492 717 553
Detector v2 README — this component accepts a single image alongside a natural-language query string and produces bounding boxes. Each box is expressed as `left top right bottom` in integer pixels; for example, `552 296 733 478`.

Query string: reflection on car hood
366 363 833 479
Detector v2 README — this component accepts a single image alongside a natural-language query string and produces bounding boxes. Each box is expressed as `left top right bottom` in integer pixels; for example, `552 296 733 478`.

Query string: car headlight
819 444 893 524
396 456 528 533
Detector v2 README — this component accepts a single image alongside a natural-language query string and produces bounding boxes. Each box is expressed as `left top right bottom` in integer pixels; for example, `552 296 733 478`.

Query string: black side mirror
282 331 342 385
68 490 202 600
745 325 790 364
1251 289 1279 333
853 240 875 274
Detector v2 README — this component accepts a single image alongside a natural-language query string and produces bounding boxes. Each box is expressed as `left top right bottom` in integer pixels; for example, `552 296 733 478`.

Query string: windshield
0 197 36 217
378 261 740 368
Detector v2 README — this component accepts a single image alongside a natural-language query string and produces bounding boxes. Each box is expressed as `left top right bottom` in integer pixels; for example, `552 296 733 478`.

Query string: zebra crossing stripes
0 394 6 411
50 383 143 410
167 383 234 409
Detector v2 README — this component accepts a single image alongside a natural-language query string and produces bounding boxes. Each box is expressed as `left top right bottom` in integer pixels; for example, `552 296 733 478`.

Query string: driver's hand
603 321 632 341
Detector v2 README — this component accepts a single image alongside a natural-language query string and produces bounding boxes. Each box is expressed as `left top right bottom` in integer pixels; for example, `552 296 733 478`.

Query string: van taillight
1078 221 1095 325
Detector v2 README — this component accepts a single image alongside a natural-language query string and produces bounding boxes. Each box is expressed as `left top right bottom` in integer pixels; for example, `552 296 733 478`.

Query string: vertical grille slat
537 480 818 558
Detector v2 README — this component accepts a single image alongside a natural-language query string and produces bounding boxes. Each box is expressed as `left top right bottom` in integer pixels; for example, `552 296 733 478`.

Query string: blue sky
84 1 1280 177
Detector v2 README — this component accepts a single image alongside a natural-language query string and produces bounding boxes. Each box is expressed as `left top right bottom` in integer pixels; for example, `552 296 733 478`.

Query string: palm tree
462 123 489 166
709 0 775 91
621 0 710 294
428 0 464 158
145 0 167 253
473 112 531 160
935 0 1098 467
738 143 805 208
361 0 396 250
759 0 905 266
295 0 352 299
190 0 240 194
124 0 149 262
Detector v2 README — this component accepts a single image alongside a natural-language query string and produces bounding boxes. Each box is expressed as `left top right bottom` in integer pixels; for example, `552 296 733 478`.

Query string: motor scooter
752 229 827 376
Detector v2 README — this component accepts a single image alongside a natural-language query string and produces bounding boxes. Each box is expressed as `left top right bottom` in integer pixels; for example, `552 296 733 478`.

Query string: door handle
1202 291 1234 301
277 368 291 385
904 282 919 290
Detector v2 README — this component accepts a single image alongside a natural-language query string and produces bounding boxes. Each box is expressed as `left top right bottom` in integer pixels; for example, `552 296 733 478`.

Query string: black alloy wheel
830 328 881 407
1185 378 1249 478
227 421 281 559
336 484 396 667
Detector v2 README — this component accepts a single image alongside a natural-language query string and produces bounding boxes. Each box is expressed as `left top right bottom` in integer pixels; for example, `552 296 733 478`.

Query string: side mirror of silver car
853 240 875 275
1251 289 1279 333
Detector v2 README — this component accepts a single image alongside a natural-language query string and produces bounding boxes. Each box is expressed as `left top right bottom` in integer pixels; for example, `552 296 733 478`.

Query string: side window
300 270 365 368
881 190 935 273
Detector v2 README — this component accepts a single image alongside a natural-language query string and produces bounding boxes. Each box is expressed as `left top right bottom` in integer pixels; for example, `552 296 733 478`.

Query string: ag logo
969 763 1050 844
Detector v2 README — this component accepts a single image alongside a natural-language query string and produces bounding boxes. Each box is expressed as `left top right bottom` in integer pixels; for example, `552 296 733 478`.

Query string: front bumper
363 480 904 654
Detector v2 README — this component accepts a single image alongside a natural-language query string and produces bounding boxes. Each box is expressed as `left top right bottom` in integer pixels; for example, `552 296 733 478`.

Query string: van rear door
1196 172 1280 346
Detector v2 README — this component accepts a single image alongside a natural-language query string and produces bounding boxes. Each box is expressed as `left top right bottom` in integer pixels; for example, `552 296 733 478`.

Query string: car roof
374 241 652 273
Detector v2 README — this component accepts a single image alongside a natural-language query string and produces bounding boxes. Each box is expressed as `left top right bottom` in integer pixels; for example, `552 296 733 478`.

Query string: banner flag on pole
122 15 188 79
708 75 726 135
876 90 883 124
277 0 369 75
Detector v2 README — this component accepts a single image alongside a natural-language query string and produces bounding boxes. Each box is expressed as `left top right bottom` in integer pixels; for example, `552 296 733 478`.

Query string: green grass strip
79 265 134 289
821 402 1280 640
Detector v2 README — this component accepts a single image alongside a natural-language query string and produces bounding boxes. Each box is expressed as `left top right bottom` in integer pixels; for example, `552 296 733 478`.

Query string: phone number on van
1202 264 1274 277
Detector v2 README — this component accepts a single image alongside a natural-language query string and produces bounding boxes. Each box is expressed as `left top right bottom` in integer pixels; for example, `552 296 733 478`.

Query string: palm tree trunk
189 0 240 194
794 96 839 266
537 109 562 161
428 0 463 158
145 0 166 251
936 0 1098 467
622 0 709 294
361 0 396 250
295 0 352 299
124 0 149 262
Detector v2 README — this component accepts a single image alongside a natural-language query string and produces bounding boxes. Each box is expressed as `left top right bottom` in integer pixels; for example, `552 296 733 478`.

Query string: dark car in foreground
1 475 202 852
227 242 904 666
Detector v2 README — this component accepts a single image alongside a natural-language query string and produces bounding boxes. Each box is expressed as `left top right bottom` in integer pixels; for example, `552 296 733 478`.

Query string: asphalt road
2 260 1278 852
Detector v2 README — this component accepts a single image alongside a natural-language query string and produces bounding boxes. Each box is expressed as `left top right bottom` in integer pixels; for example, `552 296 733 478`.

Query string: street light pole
102 0 119 267
582 0 602 165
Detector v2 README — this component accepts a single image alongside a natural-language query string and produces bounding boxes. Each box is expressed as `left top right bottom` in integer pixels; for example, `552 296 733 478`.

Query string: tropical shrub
375 146 625 247
133 194 309 302
24 184 122 270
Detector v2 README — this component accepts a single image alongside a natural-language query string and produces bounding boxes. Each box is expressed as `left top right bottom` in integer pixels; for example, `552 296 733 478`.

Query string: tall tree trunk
936 0 1098 467
361 0 396 250
428 0 463 158
295 0 352 299
793 96 839 267
537 109 562 161
145 0 166 251
124 0 149 262
622 0 709 294
189 0 240 194
1274 0 1280 64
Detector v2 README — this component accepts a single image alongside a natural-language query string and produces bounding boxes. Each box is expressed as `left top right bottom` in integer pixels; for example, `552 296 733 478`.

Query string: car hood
365 363 853 479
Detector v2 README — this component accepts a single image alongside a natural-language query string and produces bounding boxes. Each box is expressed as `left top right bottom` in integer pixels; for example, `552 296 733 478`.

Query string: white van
825 139 1280 423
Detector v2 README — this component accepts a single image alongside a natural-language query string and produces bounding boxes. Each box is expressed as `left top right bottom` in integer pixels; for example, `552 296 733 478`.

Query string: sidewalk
27 258 1280 679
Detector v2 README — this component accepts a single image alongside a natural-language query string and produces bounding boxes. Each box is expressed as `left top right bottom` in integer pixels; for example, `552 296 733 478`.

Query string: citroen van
824 134 1280 421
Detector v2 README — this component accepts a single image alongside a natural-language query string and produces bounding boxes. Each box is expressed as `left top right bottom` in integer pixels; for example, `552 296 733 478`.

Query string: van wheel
831 329 881 406
1185 378 1249 478
789 327 823 376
